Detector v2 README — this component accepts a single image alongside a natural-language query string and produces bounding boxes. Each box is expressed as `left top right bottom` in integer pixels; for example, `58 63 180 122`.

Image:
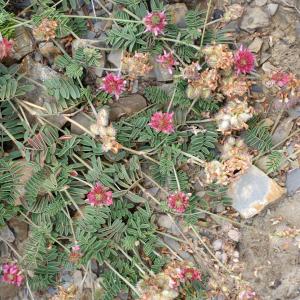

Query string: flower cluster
101 73 126 100
90 108 121 153
143 11 167 36
149 112 175 134
1 263 24 286
234 45 255 75
157 51 178 74
33 18 58 41
203 44 234 71
215 100 253 133
122 52 153 79
69 244 82 263
220 75 249 99
0 35 13 61
86 182 113 207
205 137 252 185
167 192 190 213
181 62 201 80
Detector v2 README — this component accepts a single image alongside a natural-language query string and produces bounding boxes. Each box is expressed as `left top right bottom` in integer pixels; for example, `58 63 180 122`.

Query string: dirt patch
239 193 300 300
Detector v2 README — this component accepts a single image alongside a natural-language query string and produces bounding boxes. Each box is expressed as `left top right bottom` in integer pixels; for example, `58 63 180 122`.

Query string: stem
172 165 181 191
73 153 93 170
0 123 25 156
158 37 200 50
199 0 212 50
167 83 177 113
104 260 141 297
64 190 85 218
64 14 142 24
159 239 184 261
271 105 285 135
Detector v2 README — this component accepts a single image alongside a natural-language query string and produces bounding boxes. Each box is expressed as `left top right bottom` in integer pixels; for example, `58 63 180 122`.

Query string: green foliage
266 150 284 173
144 86 169 104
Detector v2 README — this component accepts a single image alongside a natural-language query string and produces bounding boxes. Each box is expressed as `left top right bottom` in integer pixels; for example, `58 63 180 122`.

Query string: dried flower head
101 73 126 100
271 70 292 88
238 287 256 300
87 183 113 207
205 160 229 185
0 35 13 60
143 11 167 36
178 267 201 282
33 18 58 41
216 100 253 133
149 112 175 134
187 68 219 99
224 4 244 22
234 45 255 75
203 44 234 71
221 75 249 99
157 50 178 74
181 62 201 80
122 52 153 79
167 192 189 213
1 263 24 287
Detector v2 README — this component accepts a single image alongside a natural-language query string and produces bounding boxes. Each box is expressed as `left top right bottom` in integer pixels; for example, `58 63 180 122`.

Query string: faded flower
1 263 24 286
178 267 201 282
181 62 201 80
187 68 219 99
167 192 189 213
205 160 229 185
143 11 167 36
0 35 13 60
220 75 249 99
101 73 126 100
234 45 255 75
87 182 113 207
157 50 178 74
33 18 58 41
149 112 175 134
122 52 152 79
203 44 234 71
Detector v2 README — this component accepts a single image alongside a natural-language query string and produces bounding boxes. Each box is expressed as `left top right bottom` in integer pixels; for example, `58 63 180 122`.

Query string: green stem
63 14 142 24
158 37 200 50
64 190 85 218
199 0 212 50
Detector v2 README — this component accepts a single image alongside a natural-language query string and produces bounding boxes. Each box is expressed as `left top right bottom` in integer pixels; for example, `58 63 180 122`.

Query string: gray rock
108 50 122 68
286 168 300 196
71 112 94 135
248 37 263 53
240 7 270 31
0 225 15 243
8 217 28 242
39 42 61 62
167 3 188 28
267 3 279 16
228 229 241 242
288 105 300 119
228 165 285 218
157 215 173 229
12 27 34 60
271 117 294 145
212 239 223 251
255 0 267 6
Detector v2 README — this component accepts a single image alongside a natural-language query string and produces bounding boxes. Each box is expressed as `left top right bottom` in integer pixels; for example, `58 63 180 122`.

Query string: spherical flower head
0 36 13 61
87 183 113 207
101 73 125 100
149 112 175 134
234 45 255 75
143 11 167 36
178 267 201 282
157 50 178 74
167 192 189 213
271 71 291 87
1 263 24 287
72 244 81 252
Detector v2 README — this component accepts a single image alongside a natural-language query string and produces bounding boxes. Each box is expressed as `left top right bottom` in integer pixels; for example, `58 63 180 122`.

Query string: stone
286 168 300 196
288 105 300 119
71 112 94 135
248 37 263 53
259 53 271 65
271 117 294 145
262 61 277 73
0 225 15 243
8 217 28 242
153 60 173 82
167 3 188 27
109 94 147 121
228 229 241 242
0 283 19 299
39 42 61 62
240 7 270 31
255 0 267 6
267 3 279 16
212 239 223 251
12 27 34 60
256 155 270 173
108 50 122 68
228 165 285 218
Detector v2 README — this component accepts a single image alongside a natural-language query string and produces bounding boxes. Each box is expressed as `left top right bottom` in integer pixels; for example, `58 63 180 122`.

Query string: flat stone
8 217 28 242
271 117 294 145
12 27 34 60
255 0 267 6
228 229 241 242
39 42 61 62
288 105 300 119
267 3 279 16
262 61 277 73
0 225 15 242
286 168 300 196
108 50 122 68
71 112 94 135
157 215 173 229
240 7 270 31
228 165 285 218
249 37 263 53
167 3 188 28
109 94 147 121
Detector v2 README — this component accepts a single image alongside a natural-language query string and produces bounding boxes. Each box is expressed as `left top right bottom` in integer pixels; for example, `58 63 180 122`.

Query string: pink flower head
234 45 255 75
271 71 291 87
143 11 167 36
101 73 125 100
157 50 178 74
167 192 189 213
178 267 201 282
87 183 113 207
72 244 81 252
149 112 175 134
1 263 24 287
0 36 13 61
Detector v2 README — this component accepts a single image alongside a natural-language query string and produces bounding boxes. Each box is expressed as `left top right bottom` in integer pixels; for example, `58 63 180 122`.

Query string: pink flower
234 45 255 75
87 183 113 207
149 112 175 134
0 36 13 60
271 71 291 87
167 192 189 213
101 73 125 99
178 267 201 282
157 50 178 74
72 244 81 252
143 11 167 36
1 263 24 287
